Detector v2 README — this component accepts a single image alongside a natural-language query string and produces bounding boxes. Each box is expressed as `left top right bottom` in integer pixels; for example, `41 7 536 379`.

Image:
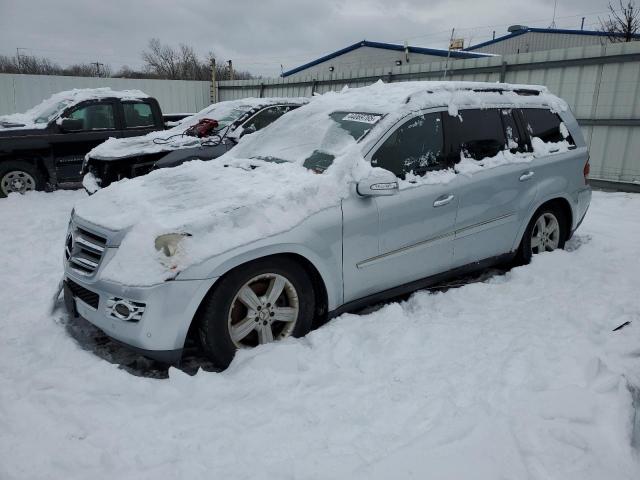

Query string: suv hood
73 154 358 286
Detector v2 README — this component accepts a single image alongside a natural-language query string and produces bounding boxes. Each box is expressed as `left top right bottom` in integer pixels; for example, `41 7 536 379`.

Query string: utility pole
210 58 217 104
92 61 104 77
227 59 233 80
442 28 455 81
16 47 27 73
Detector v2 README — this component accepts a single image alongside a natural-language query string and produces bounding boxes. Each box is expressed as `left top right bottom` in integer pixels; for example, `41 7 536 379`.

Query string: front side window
123 102 154 128
371 112 445 178
68 103 115 130
521 108 573 145
444 109 506 162
243 105 295 134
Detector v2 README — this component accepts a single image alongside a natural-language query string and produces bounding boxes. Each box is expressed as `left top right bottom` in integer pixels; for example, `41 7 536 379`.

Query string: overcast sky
0 0 617 77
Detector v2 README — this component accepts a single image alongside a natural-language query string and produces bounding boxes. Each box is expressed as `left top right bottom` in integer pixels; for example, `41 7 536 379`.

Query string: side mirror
356 171 399 197
59 118 84 132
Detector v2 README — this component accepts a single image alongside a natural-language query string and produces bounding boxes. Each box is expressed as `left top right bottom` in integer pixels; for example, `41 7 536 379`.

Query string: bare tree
142 38 254 80
600 1 640 42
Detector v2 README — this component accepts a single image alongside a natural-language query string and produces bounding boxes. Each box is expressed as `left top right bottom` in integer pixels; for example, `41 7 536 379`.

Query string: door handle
519 171 535 181
433 194 455 207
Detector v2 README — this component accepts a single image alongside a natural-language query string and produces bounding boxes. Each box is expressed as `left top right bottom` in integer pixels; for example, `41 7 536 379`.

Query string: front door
50 100 121 184
342 111 459 303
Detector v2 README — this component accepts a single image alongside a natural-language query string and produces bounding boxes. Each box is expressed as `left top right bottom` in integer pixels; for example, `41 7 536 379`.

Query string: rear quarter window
521 108 574 145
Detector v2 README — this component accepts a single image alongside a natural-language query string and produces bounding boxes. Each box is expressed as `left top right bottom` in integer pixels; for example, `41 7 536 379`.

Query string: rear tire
517 206 567 264
197 257 315 368
0 160 46 197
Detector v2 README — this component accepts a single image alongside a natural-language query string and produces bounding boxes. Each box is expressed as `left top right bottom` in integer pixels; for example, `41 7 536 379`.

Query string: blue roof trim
466 27 640 51
281 40 488 77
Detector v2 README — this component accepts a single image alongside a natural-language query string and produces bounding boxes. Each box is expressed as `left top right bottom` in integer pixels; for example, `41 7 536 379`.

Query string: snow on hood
0 88 148 131
73 80 569 286
87 97 309 160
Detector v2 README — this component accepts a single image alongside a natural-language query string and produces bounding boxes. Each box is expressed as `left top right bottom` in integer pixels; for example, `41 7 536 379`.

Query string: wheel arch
513 195 574 251
182 250 335 349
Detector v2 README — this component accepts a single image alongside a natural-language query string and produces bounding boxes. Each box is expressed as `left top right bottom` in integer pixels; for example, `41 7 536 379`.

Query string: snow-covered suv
61 81 591 367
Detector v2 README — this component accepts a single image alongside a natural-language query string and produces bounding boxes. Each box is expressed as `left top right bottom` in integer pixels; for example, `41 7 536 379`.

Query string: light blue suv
62 81 591 367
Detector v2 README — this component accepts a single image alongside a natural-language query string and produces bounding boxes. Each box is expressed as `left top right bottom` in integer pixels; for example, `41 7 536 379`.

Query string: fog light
106 297 146 322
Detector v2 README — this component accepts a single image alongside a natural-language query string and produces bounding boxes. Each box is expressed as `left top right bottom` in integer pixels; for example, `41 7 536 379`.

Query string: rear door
50 100 122 183
119 100 163 138
342 111 459 302
446 108 538 267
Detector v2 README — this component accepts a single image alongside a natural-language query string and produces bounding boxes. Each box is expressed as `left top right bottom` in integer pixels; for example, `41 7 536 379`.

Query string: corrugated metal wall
0 74 211 116
470 32 609 56
217 42 640 185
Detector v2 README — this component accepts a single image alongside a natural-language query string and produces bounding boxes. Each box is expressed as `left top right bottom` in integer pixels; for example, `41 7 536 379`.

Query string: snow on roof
0 88 149 131
88 96 309 160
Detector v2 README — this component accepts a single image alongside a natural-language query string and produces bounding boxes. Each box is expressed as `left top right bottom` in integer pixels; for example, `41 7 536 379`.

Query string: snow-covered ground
0 189 639 479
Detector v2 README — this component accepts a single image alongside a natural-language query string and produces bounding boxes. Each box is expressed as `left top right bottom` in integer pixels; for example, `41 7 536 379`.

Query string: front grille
67 279 99 309
65 224 107 276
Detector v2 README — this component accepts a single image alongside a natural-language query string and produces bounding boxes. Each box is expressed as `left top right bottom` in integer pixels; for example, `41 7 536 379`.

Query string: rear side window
123 102 154 128
501 109 527 152
371 112 445 178
444 109 506 161
521 108 573 145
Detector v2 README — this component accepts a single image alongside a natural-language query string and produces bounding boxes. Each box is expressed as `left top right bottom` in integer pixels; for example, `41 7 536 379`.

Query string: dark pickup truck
0 88 189 197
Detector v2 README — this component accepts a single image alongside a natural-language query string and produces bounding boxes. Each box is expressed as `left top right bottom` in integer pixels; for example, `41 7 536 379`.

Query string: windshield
177 104 256 133
33 101 69 124
244 110 383 172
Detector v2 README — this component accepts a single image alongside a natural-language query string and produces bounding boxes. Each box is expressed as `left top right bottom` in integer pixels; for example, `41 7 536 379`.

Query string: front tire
0 160 46 198
517 207 567 264
197 257 315 368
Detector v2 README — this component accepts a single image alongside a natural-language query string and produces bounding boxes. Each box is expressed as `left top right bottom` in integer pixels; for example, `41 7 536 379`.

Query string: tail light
583 156 590 185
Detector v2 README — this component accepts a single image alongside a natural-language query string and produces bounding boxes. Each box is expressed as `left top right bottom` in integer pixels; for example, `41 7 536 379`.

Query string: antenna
549 0 558 28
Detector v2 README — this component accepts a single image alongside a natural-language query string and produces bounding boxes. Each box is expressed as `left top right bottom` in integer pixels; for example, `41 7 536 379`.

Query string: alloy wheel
531 212 561 254
227 273 299 348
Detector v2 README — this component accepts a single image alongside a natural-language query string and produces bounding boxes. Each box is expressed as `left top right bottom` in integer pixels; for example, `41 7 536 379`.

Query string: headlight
154 233 190 257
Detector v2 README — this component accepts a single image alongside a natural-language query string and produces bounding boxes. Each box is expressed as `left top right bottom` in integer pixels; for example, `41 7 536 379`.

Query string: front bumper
63 270 217 364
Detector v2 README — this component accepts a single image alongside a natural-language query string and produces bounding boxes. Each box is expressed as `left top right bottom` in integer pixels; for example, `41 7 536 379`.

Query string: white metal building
281 40 491 79
466 26 640 55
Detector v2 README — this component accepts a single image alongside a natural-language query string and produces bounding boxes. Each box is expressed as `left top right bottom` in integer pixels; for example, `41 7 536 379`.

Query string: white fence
0 74 211 116
216 42 640 186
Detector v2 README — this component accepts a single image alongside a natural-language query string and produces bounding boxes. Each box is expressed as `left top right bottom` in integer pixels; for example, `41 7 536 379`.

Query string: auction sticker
342 113 382 124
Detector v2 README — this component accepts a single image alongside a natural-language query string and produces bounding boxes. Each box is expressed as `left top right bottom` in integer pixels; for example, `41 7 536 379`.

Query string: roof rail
404 85 541 105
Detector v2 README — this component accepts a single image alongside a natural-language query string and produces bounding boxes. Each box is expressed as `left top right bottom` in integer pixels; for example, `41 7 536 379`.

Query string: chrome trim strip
454 212 517 238
75 236 105 252
356 212 518 269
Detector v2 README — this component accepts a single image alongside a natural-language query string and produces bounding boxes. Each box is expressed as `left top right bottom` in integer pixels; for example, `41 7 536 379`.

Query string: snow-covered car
0 88 167 197
82 97 309 192
61 80 591 367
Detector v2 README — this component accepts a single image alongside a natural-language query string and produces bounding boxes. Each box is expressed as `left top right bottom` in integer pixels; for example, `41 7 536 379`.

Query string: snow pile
73 81 570 286
77 157 355 285
0 190 639 479
0 88 148 130
87 97 309 160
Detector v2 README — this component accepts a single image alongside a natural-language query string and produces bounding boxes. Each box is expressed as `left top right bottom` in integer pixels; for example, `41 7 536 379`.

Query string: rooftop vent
508 25 529 33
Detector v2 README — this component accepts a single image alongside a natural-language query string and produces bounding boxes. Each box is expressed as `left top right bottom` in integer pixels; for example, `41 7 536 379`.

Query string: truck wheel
0 161 46 197
197 257 315 368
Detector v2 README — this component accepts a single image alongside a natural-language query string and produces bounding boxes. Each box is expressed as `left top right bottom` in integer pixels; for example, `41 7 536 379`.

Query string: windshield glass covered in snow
247 111 382 172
